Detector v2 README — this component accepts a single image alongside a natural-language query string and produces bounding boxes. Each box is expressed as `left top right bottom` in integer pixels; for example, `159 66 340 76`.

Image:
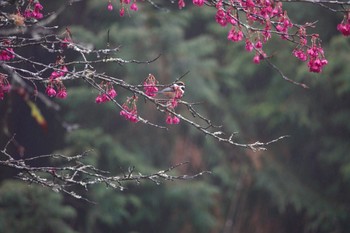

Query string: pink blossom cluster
0 40 15 61
306 45 328 73
95 82 118 103
212 0 297 67
178 0 185 9
166 115 180 125
193 0 205 7
120 96 139 123
275 13 293 39
24 2 44 19
292 34 327 73
164 84 184 125
50 66 68 79
45 65 68 98
253 52 266 64
0 74 11 100
185 0 328 73
107 0 139 16
337 12 350 36
143 74 183 125
143 74 159 97
227 28 243 42
46 85 67 99
245 38 266 64
0 48 15 61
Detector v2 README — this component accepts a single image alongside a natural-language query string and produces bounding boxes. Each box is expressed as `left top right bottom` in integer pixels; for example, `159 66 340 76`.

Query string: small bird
157 81 185 100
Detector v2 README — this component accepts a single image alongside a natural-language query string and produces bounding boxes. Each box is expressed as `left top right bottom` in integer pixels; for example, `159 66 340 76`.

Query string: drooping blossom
120 7 125 17
293 49 307 61
50 66 68 80
56 89 68 99
227 27 243 42
46 86 56 97
24 1 44 19
178 0 185 9
143 74 159 97
245 40 253 52
130 2 138 11
108 2 113 11
215 9 227 27
165 115 180 125
95 82 117 103
120 96 139 123
253 52 266 64
193 0 205 7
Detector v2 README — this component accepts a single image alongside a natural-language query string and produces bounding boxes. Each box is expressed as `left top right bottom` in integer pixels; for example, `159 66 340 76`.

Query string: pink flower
307 46 318 57
120 97 139 123
307 58 327 73
23 2 44 20
293 49 307 61
245 40 253 52
178 0 185 9
108 88 117 99
32 3 44 19
255 41 263 49
130 2 138 11
56 89 67 99
95 82 117 103
253 54 261 64
120 7 125 17
101 93 110 102
95 95 103 103
166 115 173 124
165 115 180 125
262 25 272 41
193 0 204 7
143 74 159 97
170 99 178 108
120 109 139 123
46 86 56 97
129 114 139 123
0 48 15 61
144 83 158 97
229 17 237 26
34 3 43 11
227 28 243 42
50 66 67 80
245 0 255 8
293 50 307 61
23 10 33 18
107 2 113 11
337 23 350 36
172 116 180 124
215 9 227 27
300 37 307 46
123 0 131 4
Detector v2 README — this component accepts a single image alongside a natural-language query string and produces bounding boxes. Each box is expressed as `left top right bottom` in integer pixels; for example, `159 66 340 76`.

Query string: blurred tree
0 180 76 233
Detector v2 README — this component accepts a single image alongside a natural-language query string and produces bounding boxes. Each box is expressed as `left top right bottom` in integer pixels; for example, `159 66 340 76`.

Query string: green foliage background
1 1 350 233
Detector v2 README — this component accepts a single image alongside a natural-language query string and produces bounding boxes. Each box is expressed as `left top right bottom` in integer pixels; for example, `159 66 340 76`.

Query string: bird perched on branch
157 81 185 100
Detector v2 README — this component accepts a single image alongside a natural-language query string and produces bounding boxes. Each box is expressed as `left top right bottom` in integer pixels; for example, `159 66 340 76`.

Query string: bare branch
0 139 209 202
